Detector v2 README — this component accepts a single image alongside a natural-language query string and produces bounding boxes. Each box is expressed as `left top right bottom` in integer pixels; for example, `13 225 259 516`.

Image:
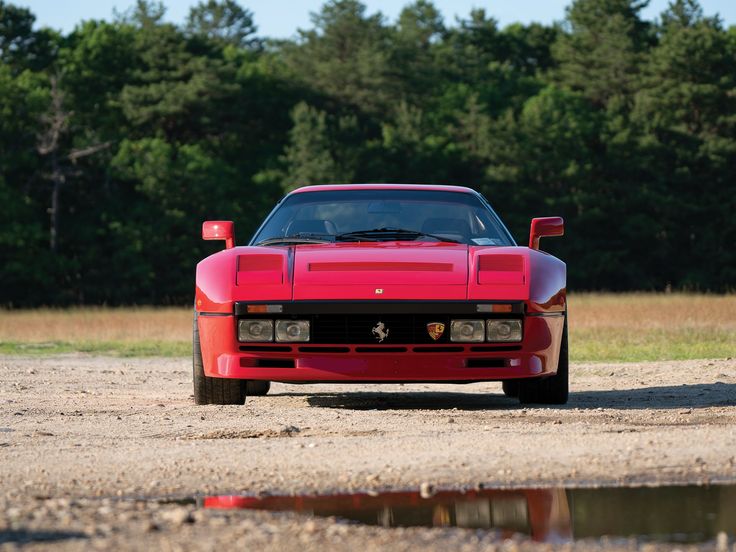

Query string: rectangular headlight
238 319 274 342
275 320 310 342
486 319 522 342
450 319 485 342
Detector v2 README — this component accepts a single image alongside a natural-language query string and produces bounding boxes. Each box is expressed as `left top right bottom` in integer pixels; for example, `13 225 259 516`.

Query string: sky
17 0 736 37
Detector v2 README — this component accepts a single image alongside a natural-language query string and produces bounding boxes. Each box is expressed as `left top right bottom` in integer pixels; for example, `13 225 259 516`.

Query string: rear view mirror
202 220 235 249
529 217 564 250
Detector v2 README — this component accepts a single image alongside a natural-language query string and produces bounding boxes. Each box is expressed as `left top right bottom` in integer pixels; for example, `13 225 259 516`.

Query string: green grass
570 329 735 363
0 340 190 357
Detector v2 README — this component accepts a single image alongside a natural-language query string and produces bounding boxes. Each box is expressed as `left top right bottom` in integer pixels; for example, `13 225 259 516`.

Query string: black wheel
502 380 520 398
193 311 246 405
246 381 271 396
518 318 569 405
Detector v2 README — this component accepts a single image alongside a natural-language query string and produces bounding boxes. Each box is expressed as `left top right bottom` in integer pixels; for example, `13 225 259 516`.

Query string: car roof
288 183 478 195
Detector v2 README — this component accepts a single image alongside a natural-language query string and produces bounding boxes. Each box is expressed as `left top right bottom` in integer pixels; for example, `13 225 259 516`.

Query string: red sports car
194 184 567 405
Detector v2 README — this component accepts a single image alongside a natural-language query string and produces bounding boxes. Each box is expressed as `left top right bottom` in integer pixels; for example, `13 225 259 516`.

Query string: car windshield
251 189 515 246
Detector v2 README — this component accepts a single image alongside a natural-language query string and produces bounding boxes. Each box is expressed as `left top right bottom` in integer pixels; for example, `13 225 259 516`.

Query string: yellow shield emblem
426 322 445 341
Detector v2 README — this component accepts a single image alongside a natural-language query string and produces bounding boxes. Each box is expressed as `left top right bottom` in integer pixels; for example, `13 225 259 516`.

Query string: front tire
246 381 271 396
502 380 520 398
518 318 569 405
193 312 246 405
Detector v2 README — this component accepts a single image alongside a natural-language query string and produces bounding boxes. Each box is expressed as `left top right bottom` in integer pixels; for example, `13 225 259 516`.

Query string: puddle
199 484 736 544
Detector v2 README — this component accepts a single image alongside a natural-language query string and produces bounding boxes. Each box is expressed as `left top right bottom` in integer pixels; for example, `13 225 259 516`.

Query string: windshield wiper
255 233 332 246
335 227 461 244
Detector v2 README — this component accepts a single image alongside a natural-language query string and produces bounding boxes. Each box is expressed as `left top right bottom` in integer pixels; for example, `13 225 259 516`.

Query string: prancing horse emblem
372 321 389 343
426 322 445 341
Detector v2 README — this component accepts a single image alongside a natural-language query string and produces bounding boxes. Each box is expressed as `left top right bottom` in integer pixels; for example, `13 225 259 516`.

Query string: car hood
226 242 535 304
292 242 469 300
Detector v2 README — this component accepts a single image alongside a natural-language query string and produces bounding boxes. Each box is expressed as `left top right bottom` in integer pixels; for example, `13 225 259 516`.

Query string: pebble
419 482 435 498
716 531 728 552
159 507 194 525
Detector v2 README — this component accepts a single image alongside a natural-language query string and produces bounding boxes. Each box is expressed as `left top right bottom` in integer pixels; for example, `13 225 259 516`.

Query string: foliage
0 0 734 306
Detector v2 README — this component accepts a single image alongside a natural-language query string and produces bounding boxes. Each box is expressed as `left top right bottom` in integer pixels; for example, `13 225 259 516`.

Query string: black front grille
236 303 524 346
310 314 471 344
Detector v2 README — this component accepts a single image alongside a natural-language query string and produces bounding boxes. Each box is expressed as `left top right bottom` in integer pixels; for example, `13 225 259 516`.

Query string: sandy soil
1 355 735 550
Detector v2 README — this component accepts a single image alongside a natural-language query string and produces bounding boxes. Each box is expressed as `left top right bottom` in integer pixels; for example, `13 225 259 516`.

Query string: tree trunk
49 151 63 253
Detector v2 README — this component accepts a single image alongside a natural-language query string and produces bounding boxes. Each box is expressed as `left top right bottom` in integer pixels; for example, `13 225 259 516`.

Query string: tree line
1 0 734 306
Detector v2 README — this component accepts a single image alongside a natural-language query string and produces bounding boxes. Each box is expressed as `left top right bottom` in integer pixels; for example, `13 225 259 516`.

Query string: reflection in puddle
202 484 736 544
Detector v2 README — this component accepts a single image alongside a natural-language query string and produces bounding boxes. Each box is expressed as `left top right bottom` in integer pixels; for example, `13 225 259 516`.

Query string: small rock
160 507 194 525
419 482 435 499
716 531 728 552
279 425 300 436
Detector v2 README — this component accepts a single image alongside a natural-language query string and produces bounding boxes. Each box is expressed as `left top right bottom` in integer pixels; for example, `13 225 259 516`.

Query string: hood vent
237 254 284 285
477 254 524 285
309 262 453 272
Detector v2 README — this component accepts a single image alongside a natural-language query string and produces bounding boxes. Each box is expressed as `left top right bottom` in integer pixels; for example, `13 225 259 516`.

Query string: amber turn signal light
476 304 514 313
246 304 283 313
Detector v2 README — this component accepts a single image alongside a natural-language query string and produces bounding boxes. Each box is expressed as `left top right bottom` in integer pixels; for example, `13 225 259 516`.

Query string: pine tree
552 0 651 106
282 0 397 115
186 0 258 49
282 102 341 191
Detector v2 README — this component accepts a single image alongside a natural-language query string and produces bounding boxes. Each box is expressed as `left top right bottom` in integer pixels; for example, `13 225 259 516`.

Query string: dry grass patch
568 293 736 361
0 307 191 356
0 306 191 342
1 294 734 361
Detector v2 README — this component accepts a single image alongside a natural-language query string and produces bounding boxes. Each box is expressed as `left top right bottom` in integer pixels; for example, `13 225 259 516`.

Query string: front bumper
197 312 564 382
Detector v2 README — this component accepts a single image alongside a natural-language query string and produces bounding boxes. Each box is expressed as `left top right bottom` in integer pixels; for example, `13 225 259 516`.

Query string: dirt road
1 355 735 550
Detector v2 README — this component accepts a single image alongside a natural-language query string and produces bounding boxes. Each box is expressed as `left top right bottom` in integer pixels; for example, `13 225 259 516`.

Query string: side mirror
529 217 564 250
202 220 235 249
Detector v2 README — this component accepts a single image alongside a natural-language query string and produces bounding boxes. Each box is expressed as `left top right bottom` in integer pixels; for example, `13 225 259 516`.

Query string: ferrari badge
372 321 389 343
426 322 445 341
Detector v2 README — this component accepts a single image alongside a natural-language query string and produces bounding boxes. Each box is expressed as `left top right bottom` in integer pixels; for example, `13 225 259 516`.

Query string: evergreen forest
1 0 734 306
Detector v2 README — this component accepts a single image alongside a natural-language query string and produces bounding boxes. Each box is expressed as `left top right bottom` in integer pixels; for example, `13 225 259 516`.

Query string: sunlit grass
0 340 190 357
0 307 192 357
0 294 734 362
568 293 736 361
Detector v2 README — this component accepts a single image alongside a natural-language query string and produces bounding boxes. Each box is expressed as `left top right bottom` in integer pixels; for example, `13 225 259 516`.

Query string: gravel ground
1 355 735 551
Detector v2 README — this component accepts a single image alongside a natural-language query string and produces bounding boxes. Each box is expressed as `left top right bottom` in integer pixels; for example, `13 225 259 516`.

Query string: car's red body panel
195 184 566 384
293 243 467 300
289 183 478 194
